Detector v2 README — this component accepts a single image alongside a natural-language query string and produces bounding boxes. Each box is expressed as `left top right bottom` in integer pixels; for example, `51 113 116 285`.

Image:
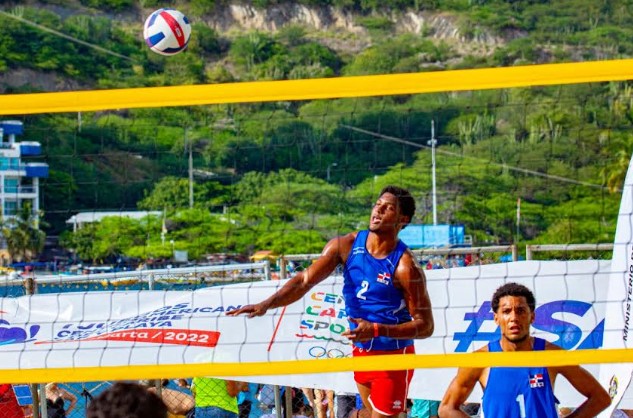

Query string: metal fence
278 245 519 280
525 243 614 260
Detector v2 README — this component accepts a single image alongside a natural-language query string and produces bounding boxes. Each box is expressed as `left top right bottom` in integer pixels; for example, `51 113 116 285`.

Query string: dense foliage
2 1 632 262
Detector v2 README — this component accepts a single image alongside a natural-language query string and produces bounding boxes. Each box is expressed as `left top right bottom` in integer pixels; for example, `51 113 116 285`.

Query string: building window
4 179 18 193
0 158 20 170
4 201 17 216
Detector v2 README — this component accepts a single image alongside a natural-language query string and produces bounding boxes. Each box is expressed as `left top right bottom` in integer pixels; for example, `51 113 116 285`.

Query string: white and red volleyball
143 8 191 56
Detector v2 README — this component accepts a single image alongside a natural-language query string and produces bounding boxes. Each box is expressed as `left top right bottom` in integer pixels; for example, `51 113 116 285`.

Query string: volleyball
143 8 191 56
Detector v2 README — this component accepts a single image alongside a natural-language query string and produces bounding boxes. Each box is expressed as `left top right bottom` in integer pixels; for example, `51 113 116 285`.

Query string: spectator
0 384 24 418
238 383 260 418
257 385 276 413
335 392 356 418
192 377 245 418
612 410 633 418
292 396 310 418
145 379 194 417
314 390 334 418
410 399 439 418
86 382 167 418
461 403 480 417
45 382 77 418
177 379 191 389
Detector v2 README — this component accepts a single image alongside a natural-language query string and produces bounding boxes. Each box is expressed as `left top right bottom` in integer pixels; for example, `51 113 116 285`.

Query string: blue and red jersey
482 338 558 418
342 230 413 351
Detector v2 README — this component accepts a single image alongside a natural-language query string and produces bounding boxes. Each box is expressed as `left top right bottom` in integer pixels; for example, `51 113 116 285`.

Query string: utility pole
516 197 521 243
428 120 438 225
187 128 193 209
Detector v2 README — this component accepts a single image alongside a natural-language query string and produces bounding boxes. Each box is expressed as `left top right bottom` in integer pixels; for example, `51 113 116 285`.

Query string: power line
0 9 136 62
341 124 612 191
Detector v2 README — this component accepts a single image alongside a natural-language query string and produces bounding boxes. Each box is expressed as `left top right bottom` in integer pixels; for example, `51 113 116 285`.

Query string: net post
38 385 46 418
526 245 534 260
29 385 40 418
279 257 287 281
284 386 293 418
24 272 42 418
146 273 162 393
264 260 271 281
24 276 35 295
274 385 282 418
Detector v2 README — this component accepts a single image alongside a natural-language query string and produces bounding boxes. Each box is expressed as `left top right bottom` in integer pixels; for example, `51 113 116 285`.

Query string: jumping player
438 282 611 418
228 185 434 418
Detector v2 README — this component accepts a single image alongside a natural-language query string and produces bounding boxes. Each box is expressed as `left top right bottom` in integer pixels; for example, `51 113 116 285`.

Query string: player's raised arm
227 234 353 318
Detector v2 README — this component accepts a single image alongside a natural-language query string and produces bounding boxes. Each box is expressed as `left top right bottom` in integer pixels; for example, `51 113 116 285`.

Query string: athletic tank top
342 230 412 351
482 338 558 418
192 377 239 414
47 397 66 418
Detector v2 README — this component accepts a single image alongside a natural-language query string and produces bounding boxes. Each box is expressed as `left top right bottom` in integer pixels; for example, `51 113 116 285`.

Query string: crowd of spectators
4 381 633 418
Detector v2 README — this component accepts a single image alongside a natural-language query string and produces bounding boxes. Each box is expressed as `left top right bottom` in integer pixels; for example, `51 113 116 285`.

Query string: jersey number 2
356 280 369 300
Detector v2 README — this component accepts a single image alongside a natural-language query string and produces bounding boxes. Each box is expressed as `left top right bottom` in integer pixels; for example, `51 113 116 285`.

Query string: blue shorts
195 406 238 418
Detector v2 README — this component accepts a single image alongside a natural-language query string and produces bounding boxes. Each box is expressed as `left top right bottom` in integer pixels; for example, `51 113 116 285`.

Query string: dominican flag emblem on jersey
352 246 365 255
529 373 545 388
377 272 391 285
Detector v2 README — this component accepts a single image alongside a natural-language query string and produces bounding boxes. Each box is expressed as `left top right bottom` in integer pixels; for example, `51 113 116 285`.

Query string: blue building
0 120 49 221
398 224 470 249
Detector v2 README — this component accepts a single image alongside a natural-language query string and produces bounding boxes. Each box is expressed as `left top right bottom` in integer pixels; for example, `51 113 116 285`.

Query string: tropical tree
600 133 633 194
1 203 46 263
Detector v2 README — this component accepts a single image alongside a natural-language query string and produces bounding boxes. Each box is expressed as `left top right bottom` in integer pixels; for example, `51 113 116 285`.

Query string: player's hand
341 317 374 342
226 303 269 318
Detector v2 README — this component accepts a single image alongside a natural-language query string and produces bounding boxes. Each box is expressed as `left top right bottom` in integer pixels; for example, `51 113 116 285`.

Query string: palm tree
599 133 633 194
1 202 46 263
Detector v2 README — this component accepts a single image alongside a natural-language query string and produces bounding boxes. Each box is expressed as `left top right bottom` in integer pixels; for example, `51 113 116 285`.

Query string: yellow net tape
1 59 632 115
1 348 631 383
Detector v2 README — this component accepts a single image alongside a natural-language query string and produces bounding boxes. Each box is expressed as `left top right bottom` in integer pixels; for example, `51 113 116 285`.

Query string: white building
65 211 162 231
0 120 48 220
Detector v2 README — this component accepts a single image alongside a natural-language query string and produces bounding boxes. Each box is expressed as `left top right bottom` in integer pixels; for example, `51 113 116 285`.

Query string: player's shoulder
324 231 358 255
543 339 563 351
475 344 490 353
399 247 418 263
327 231 357 243
395 247 425 275
335 231 358 246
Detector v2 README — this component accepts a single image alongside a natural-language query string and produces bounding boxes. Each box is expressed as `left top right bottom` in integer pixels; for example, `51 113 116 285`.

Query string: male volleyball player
438 282 611 418
228 185 434 418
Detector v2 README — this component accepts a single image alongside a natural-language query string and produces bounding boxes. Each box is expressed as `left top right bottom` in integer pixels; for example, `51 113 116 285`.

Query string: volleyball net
0 60 632 417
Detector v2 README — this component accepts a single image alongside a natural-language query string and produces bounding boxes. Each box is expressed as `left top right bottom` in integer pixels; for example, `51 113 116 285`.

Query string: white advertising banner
596 151 633 417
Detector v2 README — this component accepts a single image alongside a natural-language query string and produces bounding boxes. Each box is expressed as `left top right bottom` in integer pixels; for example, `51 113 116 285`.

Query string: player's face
494 295 534 344
369 192 403 232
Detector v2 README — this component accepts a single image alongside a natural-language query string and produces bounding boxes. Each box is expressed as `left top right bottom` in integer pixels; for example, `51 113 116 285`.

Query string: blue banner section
398 224 466 248
13 384 32 406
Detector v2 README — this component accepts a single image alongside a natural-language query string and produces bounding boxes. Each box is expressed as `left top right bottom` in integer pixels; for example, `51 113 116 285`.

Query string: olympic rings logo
308 346 351 359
